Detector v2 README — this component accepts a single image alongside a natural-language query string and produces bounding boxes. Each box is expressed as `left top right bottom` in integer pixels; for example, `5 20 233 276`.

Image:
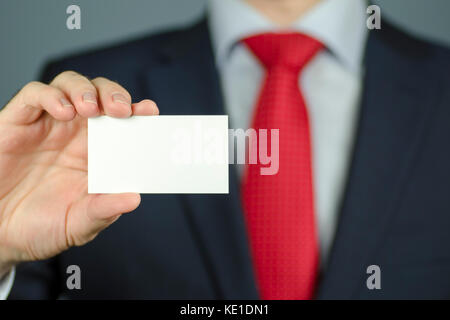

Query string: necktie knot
243 32 323 72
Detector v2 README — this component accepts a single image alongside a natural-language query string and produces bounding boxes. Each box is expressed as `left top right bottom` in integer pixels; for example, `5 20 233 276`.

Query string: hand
0 71 159 275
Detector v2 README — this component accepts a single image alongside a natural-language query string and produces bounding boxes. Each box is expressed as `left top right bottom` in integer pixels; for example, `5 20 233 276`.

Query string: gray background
1 0 449 108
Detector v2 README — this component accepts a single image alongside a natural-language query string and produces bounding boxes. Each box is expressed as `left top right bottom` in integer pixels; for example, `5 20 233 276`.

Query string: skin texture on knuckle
20 81 42 103
51 70 80 86
92 78 131 99
59 70 79 79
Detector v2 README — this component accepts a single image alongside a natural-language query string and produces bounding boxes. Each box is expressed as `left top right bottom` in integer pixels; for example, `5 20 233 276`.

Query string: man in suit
1 0 450 299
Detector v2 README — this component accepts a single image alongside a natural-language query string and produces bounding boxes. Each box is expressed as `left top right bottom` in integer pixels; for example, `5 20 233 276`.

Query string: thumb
67 193 140 246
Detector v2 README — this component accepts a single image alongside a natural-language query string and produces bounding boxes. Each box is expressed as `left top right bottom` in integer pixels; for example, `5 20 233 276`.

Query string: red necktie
241 33 324 300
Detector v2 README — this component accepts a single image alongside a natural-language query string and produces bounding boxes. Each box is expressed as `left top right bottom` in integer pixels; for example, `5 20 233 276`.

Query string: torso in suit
9 17 450 299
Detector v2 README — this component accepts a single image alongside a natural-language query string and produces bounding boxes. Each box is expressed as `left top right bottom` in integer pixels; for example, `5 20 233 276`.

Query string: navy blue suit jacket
9 19 450 299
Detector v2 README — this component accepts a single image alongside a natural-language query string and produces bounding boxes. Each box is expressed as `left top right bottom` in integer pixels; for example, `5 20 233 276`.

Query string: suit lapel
141 20 258 299
317 26 441 299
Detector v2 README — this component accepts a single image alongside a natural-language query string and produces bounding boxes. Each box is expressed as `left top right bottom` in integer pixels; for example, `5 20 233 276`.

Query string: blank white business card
88 115 229 194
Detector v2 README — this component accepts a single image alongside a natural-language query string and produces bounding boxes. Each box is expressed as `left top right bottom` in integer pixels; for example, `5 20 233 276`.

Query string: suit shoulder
429 41 450 81
374 21 450 97
38 23 192 82
420 36 450 91
378 21 450 72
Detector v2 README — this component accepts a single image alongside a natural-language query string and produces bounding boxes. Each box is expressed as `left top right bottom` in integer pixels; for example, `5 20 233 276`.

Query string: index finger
0 82 76 125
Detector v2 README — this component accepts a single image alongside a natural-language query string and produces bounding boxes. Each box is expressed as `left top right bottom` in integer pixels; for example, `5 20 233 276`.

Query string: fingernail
60 97 73 107
83 92 97 104
112 93 130 106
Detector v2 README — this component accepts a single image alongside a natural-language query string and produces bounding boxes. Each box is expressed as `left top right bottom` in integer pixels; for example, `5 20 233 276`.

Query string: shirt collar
207 0 368 74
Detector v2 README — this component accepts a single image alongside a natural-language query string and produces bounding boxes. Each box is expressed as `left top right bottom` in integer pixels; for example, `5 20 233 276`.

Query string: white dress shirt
208 0 368 264
0 0 368 299
0 267 15 300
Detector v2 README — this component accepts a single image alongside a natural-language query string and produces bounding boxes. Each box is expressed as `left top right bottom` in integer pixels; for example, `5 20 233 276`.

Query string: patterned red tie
242 33 324 300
